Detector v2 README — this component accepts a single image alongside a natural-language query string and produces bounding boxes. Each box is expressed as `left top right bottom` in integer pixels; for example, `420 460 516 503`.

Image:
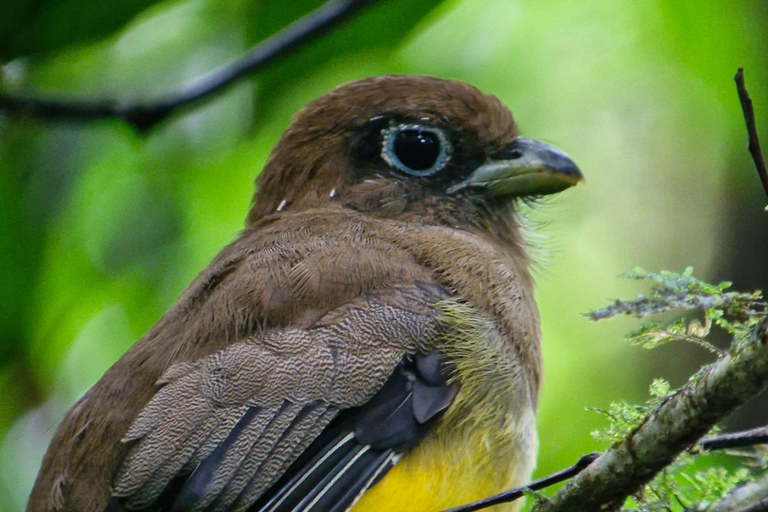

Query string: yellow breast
349 300 540 512
350 429 529 512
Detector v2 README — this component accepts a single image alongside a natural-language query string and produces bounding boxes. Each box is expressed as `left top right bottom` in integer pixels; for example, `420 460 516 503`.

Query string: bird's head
247 75 582 239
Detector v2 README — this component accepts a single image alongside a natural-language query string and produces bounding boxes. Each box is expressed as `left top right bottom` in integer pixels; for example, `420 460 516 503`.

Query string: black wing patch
107 351 457 512
248 350 458 512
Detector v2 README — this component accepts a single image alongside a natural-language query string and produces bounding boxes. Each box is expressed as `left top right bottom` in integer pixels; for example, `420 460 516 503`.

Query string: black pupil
393 129 441 171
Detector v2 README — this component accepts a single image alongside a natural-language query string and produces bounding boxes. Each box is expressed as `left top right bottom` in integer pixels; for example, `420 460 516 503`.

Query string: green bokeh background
1 0 767 510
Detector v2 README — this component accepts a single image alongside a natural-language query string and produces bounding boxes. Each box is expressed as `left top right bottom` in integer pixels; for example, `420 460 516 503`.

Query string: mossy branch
539 317 768 512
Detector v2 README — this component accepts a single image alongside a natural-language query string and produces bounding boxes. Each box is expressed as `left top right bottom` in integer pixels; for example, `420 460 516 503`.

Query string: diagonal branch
0 0 381 132
734 68 768 200
539 318 768 512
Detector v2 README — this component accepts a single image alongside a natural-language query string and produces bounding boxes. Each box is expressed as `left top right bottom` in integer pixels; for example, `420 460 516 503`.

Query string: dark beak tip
570 168 586 185
518 137 583 185
548 160 584 190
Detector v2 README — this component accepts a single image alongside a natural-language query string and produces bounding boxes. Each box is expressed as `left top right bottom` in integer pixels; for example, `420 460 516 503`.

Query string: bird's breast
350 405 537 512
351 297 539 512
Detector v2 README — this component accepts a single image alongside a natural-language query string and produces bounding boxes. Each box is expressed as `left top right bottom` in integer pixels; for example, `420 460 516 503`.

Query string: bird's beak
447 138 584 197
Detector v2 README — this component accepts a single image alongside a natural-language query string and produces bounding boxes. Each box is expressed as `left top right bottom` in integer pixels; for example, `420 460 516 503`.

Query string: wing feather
217 404 332 512
249 352 457 512
181 406 249 474
309 450 396 512
111 285 453 512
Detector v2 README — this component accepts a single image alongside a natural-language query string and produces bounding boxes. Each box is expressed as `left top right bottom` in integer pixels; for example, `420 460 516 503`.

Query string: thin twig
0 0 380 132
700 426 768 451
438 453 600 512
734 68 768 200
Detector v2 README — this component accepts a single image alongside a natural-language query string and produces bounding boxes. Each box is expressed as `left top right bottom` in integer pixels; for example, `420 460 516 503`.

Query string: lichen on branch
538 269 768 512
587 267 763 324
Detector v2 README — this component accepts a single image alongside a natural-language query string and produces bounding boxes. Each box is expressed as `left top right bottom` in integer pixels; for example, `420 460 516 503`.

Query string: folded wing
109 285 458 512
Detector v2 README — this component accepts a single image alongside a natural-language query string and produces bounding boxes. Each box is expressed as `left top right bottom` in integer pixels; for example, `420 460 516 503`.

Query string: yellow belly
350 434 525 512
348 300 539 512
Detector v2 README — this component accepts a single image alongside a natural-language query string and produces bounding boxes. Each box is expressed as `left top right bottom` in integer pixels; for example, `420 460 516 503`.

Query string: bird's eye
381 124 451 177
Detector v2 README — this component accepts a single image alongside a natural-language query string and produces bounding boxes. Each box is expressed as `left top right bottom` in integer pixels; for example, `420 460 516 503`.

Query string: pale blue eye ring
381 124 452 177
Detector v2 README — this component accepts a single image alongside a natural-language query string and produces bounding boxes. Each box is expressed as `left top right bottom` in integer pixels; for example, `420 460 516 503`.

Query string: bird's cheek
342 179 409 214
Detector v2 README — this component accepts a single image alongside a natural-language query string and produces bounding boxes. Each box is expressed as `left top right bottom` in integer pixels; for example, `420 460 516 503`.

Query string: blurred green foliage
0 0 766 511
0 0 164 60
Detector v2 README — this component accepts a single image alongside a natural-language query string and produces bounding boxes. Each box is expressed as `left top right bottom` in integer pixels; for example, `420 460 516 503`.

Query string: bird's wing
110 283 459 512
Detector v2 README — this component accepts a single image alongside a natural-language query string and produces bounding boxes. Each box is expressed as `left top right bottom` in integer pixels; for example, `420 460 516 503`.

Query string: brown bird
27 75 582 512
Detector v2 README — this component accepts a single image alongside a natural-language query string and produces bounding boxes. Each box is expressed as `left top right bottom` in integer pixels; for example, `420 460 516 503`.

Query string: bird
27 75 583 512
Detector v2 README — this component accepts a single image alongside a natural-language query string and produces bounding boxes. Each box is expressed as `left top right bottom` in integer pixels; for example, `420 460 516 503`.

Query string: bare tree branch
734 68 768 200
700 426 768 451
538 319 768 512
0 0 382 132
438 453 600 512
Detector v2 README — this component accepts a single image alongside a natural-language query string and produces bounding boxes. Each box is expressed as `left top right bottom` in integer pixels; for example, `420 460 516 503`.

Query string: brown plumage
27 75 582 512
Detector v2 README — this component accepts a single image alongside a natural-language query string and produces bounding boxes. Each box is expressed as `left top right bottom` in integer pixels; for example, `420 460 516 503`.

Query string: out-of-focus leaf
0 0 164 62
0 130 47 363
